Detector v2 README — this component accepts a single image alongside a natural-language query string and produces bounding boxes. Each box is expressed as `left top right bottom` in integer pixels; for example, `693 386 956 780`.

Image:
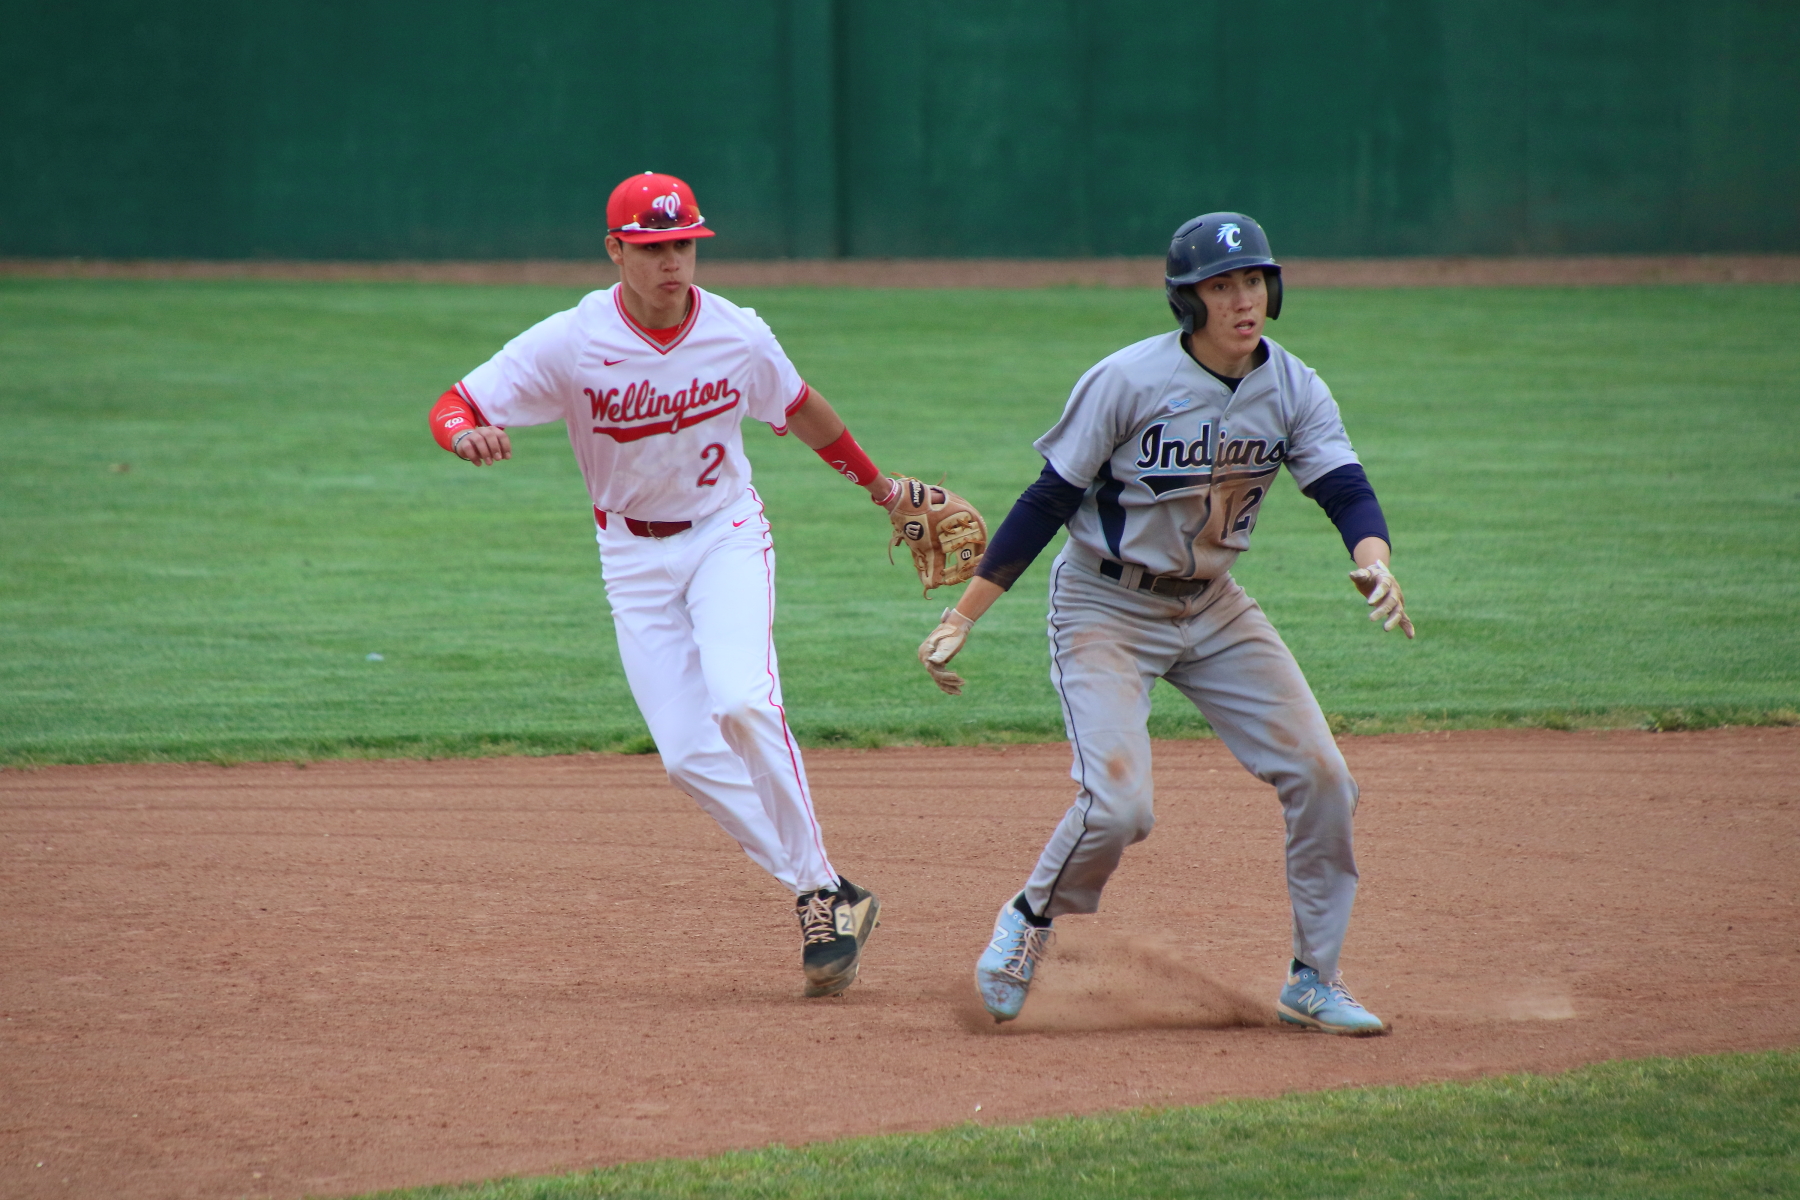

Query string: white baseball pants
1022 548 1362 981
597 487 838 896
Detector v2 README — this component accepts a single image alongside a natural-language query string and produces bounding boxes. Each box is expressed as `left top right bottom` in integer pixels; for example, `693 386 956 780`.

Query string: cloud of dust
1496 990 1577 1021
957 921 1278 1034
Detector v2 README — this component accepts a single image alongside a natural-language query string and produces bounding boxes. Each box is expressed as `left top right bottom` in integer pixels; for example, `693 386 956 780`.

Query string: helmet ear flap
1266 270 1283 320
1166 284 1204 333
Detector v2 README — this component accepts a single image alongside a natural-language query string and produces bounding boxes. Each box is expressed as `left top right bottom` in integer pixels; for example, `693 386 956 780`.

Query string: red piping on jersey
613 285 701 355
454 381 491 427
769 381 811 436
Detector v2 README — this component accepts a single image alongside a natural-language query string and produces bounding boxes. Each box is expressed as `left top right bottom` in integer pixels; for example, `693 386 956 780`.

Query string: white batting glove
1348 561 1415 639
918 607 975 696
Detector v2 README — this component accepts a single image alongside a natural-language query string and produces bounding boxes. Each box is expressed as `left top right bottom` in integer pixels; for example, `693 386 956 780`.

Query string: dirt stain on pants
1023 552 1360 981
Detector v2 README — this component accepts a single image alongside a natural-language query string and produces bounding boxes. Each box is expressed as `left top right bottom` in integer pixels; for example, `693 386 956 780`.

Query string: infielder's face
606 235 697 324
1192 267 1268 363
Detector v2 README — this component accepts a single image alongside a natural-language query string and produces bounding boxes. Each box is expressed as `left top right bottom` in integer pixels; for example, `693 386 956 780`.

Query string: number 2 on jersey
1228 486 1266 534
696 442 726 487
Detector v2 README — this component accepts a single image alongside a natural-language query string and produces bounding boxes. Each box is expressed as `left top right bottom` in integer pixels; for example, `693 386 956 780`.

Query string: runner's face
1192 268 1266 363
606 236 696 311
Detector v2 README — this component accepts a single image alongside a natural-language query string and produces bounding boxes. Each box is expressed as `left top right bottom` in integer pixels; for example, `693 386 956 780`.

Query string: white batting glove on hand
919 607 975 696
1348 561 1415 639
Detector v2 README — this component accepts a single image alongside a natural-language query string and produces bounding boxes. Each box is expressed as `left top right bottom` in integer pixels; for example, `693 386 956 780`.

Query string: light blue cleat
975 894 1054 1022
1278 964 1388 1036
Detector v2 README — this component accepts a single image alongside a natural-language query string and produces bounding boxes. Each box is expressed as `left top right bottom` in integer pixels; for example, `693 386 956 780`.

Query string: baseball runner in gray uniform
920 213 1413 1034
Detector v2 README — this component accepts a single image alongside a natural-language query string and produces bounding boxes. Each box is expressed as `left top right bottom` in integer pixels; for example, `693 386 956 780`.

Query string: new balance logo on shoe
1291 984 1329 1014
1277 966 1387 1036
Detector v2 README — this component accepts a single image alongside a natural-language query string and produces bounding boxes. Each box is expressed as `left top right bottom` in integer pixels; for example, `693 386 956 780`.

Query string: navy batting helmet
1165 212 1283 333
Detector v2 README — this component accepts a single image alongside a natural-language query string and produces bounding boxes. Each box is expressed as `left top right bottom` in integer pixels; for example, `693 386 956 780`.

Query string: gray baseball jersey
1036 333 1360 580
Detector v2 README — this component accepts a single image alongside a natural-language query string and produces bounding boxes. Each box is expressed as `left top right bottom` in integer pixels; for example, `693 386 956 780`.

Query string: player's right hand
918 608 975 696
1348 561 1415 639
453 426 513 467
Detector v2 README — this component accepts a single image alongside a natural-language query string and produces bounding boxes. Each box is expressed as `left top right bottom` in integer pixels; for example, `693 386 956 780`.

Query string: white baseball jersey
458 284 807 522
1035 333 1360 580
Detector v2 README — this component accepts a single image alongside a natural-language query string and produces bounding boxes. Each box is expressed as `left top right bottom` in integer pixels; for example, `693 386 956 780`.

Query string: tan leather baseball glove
884 477 988 594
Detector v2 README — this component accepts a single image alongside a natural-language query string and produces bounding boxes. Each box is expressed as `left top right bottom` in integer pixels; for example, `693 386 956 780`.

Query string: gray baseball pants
1021 548 1362 980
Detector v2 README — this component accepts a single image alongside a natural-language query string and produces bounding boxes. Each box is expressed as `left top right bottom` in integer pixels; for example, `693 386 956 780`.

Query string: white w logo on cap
651 193 681 219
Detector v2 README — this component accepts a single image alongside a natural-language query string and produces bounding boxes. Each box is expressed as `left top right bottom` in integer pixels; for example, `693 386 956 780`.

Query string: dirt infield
3 727 1797 1200
4 255 1799 289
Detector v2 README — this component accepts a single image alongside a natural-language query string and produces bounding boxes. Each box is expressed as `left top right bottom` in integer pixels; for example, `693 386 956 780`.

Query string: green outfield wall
3 0 1796 260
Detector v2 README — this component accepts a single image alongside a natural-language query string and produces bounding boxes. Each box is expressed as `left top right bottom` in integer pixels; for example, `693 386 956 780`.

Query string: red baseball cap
606 172 714 244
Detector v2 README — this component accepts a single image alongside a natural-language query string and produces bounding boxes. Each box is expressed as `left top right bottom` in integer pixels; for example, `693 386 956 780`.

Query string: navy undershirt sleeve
974 460 1087 590
1302 462 1390 556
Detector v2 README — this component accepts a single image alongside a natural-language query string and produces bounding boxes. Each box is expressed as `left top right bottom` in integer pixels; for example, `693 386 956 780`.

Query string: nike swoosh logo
603 357 626 366
732 517 750 527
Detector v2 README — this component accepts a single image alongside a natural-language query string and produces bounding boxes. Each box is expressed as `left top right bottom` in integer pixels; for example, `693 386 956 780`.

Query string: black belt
1099 559 1212 598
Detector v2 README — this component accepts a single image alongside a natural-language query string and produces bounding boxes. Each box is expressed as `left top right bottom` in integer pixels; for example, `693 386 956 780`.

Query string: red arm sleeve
428 386 489 453
813 428 882 487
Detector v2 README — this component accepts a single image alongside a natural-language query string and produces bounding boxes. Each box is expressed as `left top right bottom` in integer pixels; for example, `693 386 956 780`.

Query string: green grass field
3 279 1796 764
359 1050 1799 1199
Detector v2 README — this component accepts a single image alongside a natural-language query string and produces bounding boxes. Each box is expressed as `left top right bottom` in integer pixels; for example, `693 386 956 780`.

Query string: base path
3 727 1796 1200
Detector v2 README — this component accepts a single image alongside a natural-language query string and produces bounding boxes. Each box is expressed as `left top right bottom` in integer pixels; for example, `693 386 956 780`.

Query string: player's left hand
1348 561 1415 639
918 608 975 695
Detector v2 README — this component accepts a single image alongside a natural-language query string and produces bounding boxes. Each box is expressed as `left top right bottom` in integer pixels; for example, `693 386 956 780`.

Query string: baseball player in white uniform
428 172 896 997
920 213 1413 1033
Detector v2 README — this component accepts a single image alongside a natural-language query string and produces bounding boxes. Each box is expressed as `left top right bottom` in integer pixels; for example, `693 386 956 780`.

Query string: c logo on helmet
1216 223 1243 251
